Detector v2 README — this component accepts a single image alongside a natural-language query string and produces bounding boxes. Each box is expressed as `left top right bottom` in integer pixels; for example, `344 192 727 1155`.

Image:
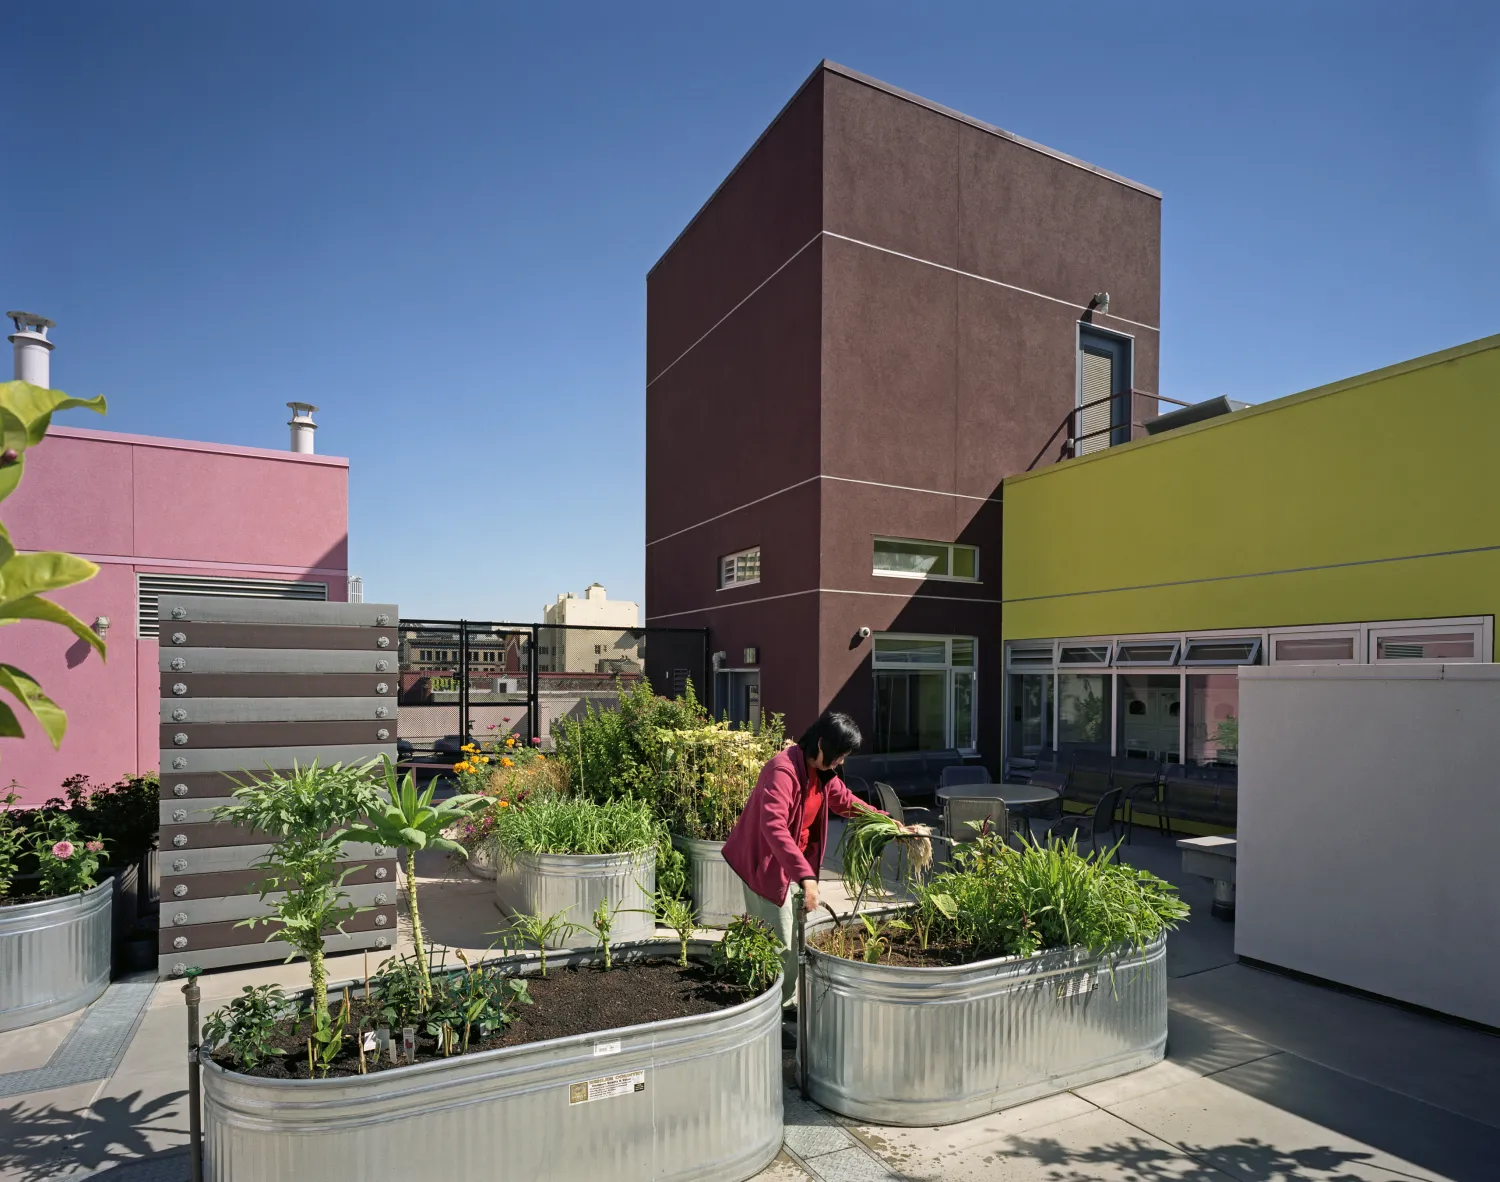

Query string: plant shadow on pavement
997 1132 1377 1182
0 1089 186 1182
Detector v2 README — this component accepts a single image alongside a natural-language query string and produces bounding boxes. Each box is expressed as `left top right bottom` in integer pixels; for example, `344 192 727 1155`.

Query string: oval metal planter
671 834 743 928
803 913 1167 1126
508 849 656 947
0 878 113 1032
201 941 783 1182
465 836 498 880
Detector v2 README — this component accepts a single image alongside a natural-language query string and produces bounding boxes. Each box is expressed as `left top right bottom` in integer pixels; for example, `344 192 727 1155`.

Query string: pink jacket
722 744 878 906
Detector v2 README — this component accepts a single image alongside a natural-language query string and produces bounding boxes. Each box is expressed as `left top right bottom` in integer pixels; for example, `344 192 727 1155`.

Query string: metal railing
1026 391 1192 471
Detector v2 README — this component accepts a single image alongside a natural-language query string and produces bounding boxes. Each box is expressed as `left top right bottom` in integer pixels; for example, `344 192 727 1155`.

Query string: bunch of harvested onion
837 809 934 905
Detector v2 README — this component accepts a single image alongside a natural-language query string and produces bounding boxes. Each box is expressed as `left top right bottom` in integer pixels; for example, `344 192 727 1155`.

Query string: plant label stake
402 1026 417 1064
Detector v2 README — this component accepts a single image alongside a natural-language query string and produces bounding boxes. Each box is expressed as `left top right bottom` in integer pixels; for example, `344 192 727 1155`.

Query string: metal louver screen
1077 350 1114 456
137 574 328 638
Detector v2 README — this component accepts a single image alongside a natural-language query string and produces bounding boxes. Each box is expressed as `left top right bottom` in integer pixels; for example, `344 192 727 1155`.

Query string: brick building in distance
645 62 1161 768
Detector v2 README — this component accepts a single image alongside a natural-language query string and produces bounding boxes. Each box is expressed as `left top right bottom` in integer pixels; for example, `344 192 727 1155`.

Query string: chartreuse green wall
1002 335 1500 655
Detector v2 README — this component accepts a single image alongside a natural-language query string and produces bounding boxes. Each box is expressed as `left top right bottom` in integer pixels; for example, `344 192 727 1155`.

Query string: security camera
856 627 872 640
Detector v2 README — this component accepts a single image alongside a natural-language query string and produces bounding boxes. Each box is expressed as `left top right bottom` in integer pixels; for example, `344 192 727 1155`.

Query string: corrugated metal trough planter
200 940 783 1182
465 836 498 880
0 878 113 1032
803 911 1167 1126
502 848 656 947
671 835 743 927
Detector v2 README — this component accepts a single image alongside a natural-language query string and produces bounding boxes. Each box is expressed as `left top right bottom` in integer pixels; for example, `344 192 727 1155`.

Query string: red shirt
798 777 824 852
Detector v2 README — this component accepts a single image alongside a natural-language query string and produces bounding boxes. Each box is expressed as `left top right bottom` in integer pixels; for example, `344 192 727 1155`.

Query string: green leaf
0 699 25 739
398 827 426 849
1 595 105 657
0 522 13 568
0 665 66 746
0 381 108 447
0 552 100 609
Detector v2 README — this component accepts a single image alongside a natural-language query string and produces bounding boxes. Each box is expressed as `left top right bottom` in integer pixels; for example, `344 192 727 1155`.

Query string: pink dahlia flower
86 840 104 853
52 840 75 859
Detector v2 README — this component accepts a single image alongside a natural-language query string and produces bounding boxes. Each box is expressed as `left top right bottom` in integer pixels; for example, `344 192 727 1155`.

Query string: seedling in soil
504 909 581 977
656 891 698 967
586 898 629 970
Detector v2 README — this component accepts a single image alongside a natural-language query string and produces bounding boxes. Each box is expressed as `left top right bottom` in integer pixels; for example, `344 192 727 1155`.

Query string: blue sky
9 3 1500 619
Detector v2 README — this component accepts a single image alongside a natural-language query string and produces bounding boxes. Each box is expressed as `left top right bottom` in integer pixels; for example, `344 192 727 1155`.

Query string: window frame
872 632 979 755
1075 324 1134 455
1182 637 1262 667
872 536 980 583
1368 622 1485 664
718 546 761 590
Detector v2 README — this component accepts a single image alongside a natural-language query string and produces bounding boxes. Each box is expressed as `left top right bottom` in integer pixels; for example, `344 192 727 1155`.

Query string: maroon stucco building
645 62 1160 769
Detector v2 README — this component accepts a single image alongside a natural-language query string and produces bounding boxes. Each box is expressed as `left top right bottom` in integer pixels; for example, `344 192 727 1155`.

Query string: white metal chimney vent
286 402 318 453
7 311 55 387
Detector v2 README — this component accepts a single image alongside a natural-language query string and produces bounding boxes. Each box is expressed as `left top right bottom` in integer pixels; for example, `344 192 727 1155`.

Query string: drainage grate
0 981 157 1098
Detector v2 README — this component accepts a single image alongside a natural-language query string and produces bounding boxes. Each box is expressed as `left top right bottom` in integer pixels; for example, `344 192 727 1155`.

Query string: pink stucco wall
1 426 349 805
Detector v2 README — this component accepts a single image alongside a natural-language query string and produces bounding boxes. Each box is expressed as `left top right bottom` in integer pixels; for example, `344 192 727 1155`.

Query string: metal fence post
458 619 470 743
182 966 204 1182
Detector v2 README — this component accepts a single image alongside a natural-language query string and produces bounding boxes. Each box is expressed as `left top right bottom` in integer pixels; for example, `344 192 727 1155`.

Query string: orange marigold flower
498 800 510 808
500 757 514 768
505 735 516 747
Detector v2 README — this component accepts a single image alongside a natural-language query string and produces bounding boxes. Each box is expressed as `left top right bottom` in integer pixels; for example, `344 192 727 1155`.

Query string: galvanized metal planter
0 878 113 1032
671 834 744 927
803 913 1168 1126
201 941 783 1182
506 849 656 947
465 836 498 880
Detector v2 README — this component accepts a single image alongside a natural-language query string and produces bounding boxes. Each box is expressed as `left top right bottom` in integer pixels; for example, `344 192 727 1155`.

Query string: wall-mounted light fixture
849 626 872 650
93 616 110 638
1089 292 1110 315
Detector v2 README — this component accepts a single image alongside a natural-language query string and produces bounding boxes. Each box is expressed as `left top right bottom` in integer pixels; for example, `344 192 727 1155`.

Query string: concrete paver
0 1015 82 1076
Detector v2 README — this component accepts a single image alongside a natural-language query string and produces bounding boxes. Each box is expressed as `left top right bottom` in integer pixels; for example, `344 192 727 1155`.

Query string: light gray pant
741 881 798 1007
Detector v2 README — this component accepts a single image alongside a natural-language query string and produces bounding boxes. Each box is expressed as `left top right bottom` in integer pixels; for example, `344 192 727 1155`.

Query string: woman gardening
721 710 897 1015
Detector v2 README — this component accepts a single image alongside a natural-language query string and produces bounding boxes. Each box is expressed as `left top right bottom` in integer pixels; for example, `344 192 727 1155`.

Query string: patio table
934 783 1060 806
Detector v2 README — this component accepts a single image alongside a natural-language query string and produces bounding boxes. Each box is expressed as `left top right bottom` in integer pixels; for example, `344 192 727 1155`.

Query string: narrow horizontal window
1183 638 1261 666
873 537 978 582
1114 641 1180 667
1274 636 1355 663
1006 645 1054 669
873 636 949 666
719 546 761 588
1059 644 1112 666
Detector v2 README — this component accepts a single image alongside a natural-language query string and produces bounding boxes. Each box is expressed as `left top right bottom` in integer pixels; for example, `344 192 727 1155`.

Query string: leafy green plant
586 897 623 971
835 809 931 909
0 790 27 896
655 715 787 842
505 909 581 977
655 839 687 905
343 756 485 991
656 891 697 967
856 913 910 964
203 985 289 1071
306 992 350 1077
46 772 159 865
371 950 432 1032
491 793 661 858
425 951 531 1051
31 810 104 896
213 761 381 1015
710 914 783 995
551 677 708 807
0 380 109 764
864 831 1190 965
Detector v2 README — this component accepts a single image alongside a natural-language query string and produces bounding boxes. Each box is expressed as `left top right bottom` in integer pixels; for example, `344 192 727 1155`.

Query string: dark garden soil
216 960 759 1081
809 925 997 968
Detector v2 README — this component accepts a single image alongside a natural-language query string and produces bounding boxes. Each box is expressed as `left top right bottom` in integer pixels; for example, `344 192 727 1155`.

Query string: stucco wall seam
1006 542 1500 607
647 230 1158 391
648 584 1003 622
648 474 1001 548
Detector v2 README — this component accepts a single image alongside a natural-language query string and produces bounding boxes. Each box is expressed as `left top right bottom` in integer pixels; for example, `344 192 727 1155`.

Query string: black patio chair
943 794 1010 846
874 781 938 830
1039 785 1127 854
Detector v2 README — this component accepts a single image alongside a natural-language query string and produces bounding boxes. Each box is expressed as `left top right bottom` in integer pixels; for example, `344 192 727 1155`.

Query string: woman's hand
800 877 820 913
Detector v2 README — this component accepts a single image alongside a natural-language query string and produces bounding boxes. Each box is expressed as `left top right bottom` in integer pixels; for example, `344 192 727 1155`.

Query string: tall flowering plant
450 732 557 853
32 810 105 897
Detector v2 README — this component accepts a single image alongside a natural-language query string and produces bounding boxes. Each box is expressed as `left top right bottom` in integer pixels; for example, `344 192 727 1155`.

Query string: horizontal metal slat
160 842 388 876
159 771 291 799
161 649 399 675
162 672 396 698
162 623 396 651
160 859 395 900
161 883 395 928
161 721 394 749
161 697 398 724
160 904 396 953
159 927 393 978
161 742 396 774
159 597 397 628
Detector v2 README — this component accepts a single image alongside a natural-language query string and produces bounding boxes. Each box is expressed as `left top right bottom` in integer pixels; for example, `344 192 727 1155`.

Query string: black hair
798 711 863 764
